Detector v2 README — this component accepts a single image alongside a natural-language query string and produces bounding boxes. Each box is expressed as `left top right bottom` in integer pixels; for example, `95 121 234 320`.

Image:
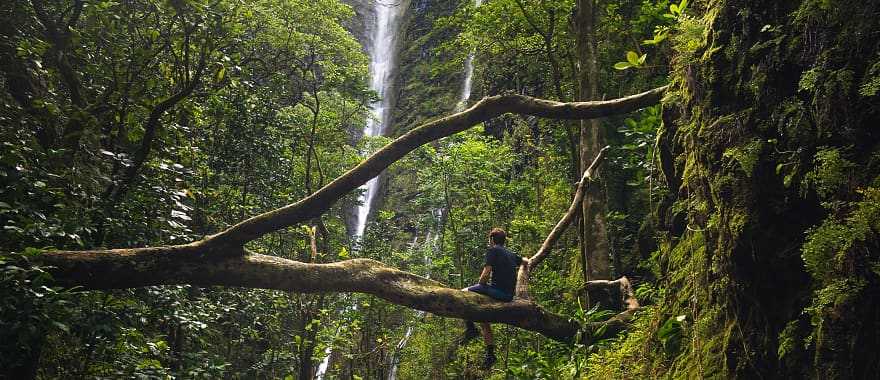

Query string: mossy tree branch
206 86 666 247
34 87 665 343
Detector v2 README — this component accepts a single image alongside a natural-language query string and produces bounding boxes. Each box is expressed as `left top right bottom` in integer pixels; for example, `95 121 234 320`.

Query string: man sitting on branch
461 227 528 369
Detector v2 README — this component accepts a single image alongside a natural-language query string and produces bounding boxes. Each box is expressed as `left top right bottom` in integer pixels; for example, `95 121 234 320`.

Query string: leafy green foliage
614 0 690 70
802 147 856 199
0 254 71 374
1 0 370 376
803 187 880 283
656 314 686 356
614 50 648 70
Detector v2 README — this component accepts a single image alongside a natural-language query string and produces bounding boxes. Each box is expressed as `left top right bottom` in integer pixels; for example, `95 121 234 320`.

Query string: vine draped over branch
37 86 665 342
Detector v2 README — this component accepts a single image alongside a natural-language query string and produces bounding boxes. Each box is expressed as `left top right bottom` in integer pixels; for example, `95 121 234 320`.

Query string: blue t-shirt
484 245 523 296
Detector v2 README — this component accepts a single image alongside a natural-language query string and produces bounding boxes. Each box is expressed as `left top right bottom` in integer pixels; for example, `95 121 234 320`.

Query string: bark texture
42 248 580 342
33 89 665 343
574 0 611 284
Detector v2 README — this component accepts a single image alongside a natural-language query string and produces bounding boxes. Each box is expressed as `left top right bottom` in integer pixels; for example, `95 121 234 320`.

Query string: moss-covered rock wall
589 0 880 378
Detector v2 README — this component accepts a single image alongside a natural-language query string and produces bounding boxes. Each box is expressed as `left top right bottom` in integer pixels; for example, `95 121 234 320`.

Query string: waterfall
456 0 482 110
314 346 332 378
317 1 407 378
355 0 408 238
457 54 475 109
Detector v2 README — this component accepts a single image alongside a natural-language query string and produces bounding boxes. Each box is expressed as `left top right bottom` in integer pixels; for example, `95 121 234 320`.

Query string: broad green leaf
214 65 226 83
626 51 640 66
614 62 632 70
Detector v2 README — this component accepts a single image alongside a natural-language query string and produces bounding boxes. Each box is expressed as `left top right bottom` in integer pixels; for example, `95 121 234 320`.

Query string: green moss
722 139 763 177
585 307 667 379
803 186 880 282
587 0 880 377
859 60 880 97
802 148 855 198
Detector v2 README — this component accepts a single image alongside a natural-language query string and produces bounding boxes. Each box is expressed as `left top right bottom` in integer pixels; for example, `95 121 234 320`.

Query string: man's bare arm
478 265 492 285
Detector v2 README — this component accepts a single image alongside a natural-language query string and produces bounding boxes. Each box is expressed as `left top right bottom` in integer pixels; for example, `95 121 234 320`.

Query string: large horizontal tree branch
39 247 595 342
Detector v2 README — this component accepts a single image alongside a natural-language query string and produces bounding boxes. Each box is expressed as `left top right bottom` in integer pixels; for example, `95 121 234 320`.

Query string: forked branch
515 146 609 300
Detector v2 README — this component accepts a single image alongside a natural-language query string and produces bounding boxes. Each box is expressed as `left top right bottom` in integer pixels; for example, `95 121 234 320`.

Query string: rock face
630 1 880 378
340 0 376 54
391 0 465 135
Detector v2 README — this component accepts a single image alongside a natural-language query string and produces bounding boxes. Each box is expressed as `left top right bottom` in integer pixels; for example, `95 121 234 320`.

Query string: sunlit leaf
626 51 640 66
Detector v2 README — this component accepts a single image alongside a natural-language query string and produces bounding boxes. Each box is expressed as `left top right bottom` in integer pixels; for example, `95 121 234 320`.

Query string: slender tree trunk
574 0 611 283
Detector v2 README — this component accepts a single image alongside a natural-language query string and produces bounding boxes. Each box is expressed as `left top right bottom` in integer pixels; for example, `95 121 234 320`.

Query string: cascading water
355 0 408 238
317 1 408 378
456 0 483 110
457 54 475 109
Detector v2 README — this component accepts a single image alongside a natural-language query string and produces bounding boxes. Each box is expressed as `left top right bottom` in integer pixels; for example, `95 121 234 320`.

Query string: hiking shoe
482 349 497 369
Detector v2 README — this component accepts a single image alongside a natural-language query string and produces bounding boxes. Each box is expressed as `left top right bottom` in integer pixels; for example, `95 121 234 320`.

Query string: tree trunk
574 0 611 284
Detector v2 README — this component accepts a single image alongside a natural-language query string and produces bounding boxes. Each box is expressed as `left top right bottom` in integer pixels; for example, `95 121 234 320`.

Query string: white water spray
355 0 408 238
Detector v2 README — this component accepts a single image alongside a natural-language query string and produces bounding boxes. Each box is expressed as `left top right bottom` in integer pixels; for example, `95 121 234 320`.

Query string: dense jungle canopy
1 0 879 378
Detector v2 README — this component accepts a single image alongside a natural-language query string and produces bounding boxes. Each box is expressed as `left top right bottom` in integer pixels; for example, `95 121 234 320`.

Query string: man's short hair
489 228 506 245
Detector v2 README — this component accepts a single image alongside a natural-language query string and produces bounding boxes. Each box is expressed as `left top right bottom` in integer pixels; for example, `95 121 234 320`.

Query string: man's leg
461 285 482 343
463 284 502 368
480 323 493 346
462 320 480 343
481 322 496 369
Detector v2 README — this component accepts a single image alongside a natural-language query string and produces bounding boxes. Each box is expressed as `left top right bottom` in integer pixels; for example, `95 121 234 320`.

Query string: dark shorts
465 283 513 302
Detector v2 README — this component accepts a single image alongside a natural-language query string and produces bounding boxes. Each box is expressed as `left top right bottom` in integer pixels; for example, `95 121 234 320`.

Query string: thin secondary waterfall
458 54 475 109
387 209 441 380
456 0 482 110
355 0 408 238
317 1 407 378
387 235 422 380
